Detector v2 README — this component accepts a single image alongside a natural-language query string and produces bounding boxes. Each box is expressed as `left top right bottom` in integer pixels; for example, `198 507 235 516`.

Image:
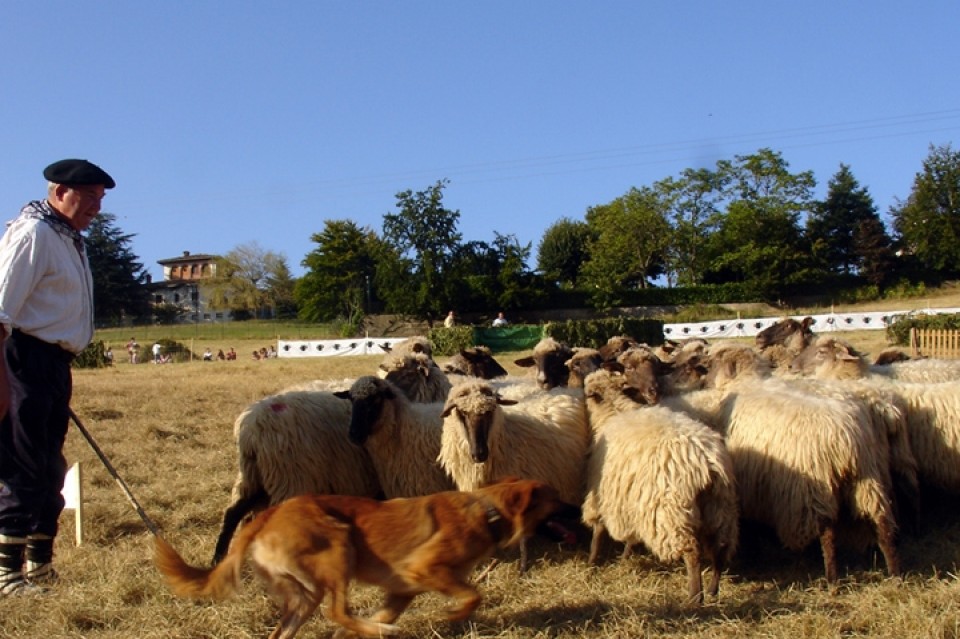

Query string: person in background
216 349 226 361
126 336 138 364
492 312 509 327
202 348 213 361
0 158 115 596
444 310 456 328
104 346 114 366
152 341 162 364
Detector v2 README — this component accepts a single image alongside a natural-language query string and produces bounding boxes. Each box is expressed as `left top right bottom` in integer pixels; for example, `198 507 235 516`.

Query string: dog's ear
503 479 535 515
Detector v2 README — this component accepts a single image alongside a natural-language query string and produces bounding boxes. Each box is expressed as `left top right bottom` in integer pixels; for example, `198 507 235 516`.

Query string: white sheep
869 358 960 383
712 381 900 582
790 338 960 500
380 351 452 403
438 379 590 505
334 376 454 498
657 347 901 581
582 369 739 605
376 335 434 378
700 340 918 525
212 388 381 564
800 340 960 502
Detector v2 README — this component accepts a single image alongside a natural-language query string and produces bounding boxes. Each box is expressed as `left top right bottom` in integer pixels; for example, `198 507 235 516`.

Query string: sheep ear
379 344 393 353
496 395 518 406
333 390 351 400
441 402 455 417
514 356 535 368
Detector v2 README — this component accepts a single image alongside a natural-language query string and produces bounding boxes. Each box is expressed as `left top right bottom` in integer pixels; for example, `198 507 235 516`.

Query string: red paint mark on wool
270 402 287 413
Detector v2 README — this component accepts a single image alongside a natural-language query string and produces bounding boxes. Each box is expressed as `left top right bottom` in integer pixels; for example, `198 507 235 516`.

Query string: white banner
278 307 960 356
663 307 960 340
278 337 408 358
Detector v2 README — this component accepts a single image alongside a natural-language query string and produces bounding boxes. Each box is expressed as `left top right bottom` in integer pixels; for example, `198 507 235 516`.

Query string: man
0 158 115 596
492 312 508 327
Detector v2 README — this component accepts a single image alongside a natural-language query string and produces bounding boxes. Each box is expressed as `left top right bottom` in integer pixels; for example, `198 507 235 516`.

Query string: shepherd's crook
68 408 163 539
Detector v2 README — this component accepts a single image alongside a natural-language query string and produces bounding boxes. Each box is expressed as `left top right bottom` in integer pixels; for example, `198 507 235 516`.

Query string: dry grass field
4 295 960 638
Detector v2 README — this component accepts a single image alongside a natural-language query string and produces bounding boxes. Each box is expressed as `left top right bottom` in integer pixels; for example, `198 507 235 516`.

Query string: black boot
0 534 29 596
25 534 57 584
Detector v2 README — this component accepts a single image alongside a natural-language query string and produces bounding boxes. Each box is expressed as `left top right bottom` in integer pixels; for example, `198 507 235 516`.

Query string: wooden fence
910 328 960 359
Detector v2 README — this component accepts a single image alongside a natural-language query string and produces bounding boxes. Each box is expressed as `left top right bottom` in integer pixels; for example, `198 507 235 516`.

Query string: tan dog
155 477 580 639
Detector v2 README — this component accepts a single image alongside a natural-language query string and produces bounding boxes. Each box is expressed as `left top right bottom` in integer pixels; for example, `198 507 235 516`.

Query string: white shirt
0 213 94 354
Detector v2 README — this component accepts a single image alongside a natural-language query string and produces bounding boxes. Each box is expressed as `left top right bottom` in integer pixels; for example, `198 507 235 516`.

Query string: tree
206 242 292 319
659 168 725 287
853 215 896 289
891 143 960 277
580 186 671 308
704 149 816 291
807 164 882 276
295 220 381 322
85 212 150 325
537 217 591 288
379 179 463 323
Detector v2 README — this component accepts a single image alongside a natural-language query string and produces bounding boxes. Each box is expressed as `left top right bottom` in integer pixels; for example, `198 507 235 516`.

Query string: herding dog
155 477 580 639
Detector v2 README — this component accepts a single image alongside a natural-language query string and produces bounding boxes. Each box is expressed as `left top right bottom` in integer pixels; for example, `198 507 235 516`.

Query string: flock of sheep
210 322 960 606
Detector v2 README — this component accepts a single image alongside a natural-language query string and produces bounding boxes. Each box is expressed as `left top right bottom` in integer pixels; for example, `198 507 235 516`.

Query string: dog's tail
155 512 268 600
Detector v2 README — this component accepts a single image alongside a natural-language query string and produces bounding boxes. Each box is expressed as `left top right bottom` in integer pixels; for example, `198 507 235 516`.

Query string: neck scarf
15 200 85 255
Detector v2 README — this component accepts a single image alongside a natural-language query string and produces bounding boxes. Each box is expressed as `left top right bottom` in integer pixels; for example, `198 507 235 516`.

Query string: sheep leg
621 544 633 560
683 546 704 606
874 513 901 578
588 523 607 565
820 524 838 583
213 489 268 565
519 537 529 574
704 544 722 598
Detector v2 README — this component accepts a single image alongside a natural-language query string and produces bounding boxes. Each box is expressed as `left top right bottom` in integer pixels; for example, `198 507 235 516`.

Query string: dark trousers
0 330 73 537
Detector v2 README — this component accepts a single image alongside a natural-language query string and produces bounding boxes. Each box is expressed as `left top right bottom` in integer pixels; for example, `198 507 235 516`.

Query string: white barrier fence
277 307 960 356
663 307 960 340
278 337 408 358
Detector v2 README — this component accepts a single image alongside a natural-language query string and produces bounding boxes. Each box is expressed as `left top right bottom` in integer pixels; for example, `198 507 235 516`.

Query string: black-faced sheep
212 389 381 564
754 316 816 368
514 337 574 389
565 347 604 389
334 376 454 498
442 345 509 379
582 369 739 605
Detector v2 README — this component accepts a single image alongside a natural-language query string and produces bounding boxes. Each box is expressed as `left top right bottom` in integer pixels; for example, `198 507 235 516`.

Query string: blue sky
2 2 958 281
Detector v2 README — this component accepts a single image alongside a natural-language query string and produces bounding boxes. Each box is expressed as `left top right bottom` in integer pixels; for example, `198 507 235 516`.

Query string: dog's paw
376 622 401 636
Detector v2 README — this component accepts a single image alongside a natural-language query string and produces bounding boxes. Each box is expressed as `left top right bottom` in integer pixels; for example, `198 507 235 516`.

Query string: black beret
43 159 116 189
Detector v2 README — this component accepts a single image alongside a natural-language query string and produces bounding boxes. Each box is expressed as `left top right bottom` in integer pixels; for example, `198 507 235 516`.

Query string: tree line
87 143 960 328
